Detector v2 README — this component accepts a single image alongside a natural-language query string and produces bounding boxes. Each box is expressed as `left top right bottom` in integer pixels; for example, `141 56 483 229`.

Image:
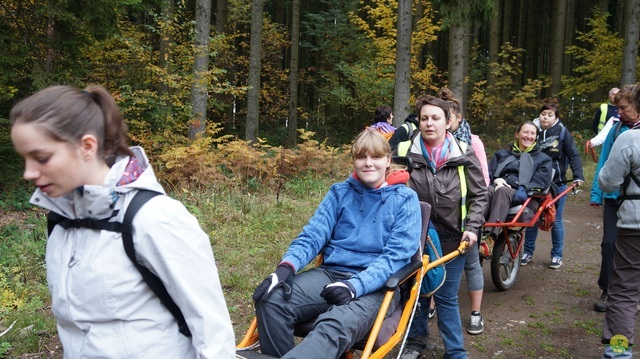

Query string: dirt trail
439 188 630 358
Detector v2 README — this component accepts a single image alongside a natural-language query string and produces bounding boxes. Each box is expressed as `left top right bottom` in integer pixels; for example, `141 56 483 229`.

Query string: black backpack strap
47 211 67 237
617 172 640 207
46 190 191 338
122 190 192 338
47 211 123 235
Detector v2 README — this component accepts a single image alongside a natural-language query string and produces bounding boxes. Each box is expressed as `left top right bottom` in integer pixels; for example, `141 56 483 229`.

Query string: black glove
253 264 294 302
320 281 356 306
511 185 528 205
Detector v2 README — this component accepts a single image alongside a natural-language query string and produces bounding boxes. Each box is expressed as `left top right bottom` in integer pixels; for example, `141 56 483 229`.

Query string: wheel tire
490 232 522 291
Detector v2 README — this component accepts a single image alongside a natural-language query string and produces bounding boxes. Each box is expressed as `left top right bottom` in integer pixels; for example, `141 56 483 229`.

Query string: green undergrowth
0 214 58 358
0 171 338 356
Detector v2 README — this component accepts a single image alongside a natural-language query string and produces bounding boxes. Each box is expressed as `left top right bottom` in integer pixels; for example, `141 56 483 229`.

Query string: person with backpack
597 83 640 359
252 130 421 359
368 105 395 140
521 103 584 269
9 85 235 358
397 95 488 359
591 85 640 314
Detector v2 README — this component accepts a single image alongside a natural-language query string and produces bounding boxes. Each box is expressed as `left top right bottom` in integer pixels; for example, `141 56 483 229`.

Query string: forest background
0 0 639 357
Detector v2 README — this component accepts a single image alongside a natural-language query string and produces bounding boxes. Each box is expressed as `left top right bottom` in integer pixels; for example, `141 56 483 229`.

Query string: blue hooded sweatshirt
281 175 420 297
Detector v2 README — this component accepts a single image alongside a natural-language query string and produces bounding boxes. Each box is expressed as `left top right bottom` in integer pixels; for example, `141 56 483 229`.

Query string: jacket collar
30 146 165 219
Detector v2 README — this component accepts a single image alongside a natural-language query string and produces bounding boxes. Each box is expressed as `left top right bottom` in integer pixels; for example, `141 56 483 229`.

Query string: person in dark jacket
480 121 553 258
398 95 488 359
389 113 418 150
523 103 584 269
592 87 620 134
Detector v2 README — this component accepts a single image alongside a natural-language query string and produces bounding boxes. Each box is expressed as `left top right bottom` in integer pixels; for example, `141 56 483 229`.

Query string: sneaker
399 349 421 359
549 257 563 269
467 310 484 335
521 253 532 266
594 291 607 312
479 234 495 260
428 306 436 319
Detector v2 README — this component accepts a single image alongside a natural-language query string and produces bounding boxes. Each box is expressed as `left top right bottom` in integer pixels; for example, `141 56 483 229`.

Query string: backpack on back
420 221 446 297
47 190 191 337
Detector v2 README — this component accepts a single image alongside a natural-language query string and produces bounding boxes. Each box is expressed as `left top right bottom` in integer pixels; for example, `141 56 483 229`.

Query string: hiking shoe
479 234 495 260
594 291 607 312
428 306 436 319
521 253 532 266
467 310 484 335
549 257 563 269
399 349 421 359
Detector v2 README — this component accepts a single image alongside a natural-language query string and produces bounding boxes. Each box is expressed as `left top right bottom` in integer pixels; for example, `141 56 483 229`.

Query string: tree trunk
550 0 567 97
215 0 228 34
503 0 512 44
393 0 413 126
563 0 575 76
488 0 501 88
285 0 300 148
616 0 625 35
448 23 465 102
516 0 527 48
245 0 265 143
621 0 639 85
524 1 537 84
46 1 55 74
159 0 174 78
461 22 472 114
159 0 174 119
189 0 212 140
415 0 425 70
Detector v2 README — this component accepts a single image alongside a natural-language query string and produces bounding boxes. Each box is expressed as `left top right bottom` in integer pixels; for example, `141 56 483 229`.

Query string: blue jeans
405 252 468 358
434 253 468 359
525 184 567 259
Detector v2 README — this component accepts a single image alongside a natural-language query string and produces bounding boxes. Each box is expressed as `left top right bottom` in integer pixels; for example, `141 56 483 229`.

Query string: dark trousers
602 228 640 345
598 199 619 292
255 267 399 359
485 186 516 236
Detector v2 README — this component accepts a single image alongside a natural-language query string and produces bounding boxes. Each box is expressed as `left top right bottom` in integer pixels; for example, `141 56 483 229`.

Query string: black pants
598 199 619 292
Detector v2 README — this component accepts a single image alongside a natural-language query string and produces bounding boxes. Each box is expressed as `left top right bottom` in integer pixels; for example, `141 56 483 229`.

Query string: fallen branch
0 320 17 338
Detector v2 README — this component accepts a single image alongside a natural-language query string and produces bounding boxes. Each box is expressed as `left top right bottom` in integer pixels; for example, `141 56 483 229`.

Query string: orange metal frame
237 243 468 359
482 184 578 260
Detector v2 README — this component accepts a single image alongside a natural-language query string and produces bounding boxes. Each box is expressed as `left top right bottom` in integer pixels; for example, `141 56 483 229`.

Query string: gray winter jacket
599 129 640 230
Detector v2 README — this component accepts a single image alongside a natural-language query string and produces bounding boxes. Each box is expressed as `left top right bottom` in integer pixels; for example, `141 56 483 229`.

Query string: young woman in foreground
11 85 235 358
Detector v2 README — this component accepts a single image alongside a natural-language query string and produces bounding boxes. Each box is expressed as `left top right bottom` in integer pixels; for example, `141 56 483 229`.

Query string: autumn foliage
157 128 349 197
